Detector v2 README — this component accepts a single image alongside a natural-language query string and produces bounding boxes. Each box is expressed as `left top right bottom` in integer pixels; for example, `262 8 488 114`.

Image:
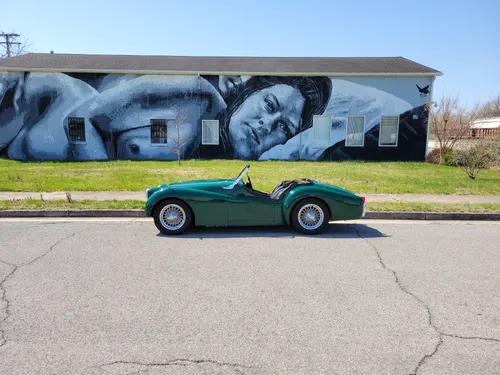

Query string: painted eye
278 122 290 137
264 98 275 113
129 144 140 154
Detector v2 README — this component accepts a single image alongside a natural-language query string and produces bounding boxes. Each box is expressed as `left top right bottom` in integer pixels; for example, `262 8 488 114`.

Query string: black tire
290 198 329 235
153 199 193 235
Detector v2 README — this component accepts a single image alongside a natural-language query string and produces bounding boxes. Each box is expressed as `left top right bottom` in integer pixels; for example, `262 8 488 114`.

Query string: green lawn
2 199 500 213
0 199 145 210
1 159 500 194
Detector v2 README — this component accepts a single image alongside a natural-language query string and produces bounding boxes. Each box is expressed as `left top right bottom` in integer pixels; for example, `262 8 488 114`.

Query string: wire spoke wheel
297 203 324 230
159 204 186 231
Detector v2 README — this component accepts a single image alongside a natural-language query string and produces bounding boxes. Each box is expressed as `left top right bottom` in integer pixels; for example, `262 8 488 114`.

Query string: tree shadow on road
156 223 388 239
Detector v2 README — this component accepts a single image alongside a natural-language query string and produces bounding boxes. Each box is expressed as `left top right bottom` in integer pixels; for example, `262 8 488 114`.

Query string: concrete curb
363 212 500 221
0 210 499 221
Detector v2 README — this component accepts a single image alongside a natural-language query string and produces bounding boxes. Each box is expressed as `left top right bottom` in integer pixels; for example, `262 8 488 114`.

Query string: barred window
151 119 167 144
68 117 85 142
379 116 399 146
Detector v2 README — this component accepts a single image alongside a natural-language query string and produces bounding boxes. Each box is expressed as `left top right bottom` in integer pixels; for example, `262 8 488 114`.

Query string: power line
0 33 21 58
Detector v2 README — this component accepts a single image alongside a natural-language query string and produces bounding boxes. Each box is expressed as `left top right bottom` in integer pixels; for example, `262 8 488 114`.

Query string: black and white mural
0 72 432 161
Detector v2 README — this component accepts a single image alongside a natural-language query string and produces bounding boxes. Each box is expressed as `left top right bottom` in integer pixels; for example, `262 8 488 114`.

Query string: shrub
425 148 457 165
487 140 500 166
442 150 457 166
453 145 498 179
425 149 441 164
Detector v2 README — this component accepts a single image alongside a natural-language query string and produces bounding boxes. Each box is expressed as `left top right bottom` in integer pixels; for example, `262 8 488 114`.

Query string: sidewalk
1 191 500 204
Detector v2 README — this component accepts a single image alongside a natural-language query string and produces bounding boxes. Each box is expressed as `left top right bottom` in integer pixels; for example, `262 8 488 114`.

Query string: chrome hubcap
298 204 324 230
159 204 186 231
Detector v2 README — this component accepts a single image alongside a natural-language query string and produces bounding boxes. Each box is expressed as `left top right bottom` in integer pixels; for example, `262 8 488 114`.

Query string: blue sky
2 0 498 107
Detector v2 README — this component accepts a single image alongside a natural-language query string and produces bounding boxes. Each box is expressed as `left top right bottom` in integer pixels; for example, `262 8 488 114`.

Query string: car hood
146 178 233 198
159 178 233 189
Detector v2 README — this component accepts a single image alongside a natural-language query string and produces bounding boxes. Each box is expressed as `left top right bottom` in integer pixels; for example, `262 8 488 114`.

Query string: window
379 116 399 146
313 115 331 147
202 120 219 145
68 117 85 142
346 116 365 147
150 119 167 144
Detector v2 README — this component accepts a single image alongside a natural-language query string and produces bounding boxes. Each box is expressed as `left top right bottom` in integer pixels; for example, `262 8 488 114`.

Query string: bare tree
477 95 500 118
168 106 190 166
428 93 480 163
0 31 31 59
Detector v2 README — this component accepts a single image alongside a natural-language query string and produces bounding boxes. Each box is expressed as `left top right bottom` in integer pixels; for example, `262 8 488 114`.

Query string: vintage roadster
145 164 366 235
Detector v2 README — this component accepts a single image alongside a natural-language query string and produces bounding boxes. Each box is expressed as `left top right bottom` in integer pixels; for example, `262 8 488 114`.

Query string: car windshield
234 164 250 182
223 164 250 190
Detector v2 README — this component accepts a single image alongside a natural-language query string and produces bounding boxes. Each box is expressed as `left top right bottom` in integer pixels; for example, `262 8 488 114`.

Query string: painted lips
244 122 260 145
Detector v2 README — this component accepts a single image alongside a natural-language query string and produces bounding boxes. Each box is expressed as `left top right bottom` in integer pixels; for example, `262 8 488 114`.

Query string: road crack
349 225 500 374
442 333 500 343
349 225 443 374
90 358 251 374
23 233 75 267
0 233 75 348
0 260 18 349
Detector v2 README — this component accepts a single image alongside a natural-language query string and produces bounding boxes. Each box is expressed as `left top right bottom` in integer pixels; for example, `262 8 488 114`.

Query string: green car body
144 164 366 234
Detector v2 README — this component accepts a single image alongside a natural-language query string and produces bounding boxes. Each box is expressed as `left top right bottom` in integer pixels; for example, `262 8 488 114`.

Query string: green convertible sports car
145 164 366 235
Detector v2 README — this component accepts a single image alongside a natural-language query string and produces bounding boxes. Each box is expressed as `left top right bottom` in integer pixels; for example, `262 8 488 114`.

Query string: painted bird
416 84 430 94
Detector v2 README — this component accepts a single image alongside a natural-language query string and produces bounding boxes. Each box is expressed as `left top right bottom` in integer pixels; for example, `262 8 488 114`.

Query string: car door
226 184 277 225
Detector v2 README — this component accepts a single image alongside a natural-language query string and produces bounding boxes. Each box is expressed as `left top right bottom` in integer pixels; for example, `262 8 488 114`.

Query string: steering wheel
246 172 253 190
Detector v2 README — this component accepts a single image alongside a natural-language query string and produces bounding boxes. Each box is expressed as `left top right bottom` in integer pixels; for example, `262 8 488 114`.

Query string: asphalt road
0 218 499 375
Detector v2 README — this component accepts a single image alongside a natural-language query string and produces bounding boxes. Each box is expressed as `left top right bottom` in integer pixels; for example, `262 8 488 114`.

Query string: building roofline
0 53 443 76
0 65 443 76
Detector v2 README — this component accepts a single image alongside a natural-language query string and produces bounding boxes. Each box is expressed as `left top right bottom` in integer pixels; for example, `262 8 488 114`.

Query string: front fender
281 185 363 225
144 187 227 217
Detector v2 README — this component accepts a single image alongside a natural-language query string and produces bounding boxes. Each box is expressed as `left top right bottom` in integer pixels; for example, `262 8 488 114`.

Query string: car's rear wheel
290 198 329 234
153 199 193 235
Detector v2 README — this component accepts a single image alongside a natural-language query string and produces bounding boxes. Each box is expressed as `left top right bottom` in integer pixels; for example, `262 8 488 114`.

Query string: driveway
0 218 499 374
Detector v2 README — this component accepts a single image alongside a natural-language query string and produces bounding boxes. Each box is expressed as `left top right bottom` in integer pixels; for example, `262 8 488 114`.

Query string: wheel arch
151 197 196 226
286 196 332 226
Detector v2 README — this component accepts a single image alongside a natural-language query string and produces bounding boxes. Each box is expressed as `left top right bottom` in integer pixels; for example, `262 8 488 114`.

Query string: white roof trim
470 118 500 129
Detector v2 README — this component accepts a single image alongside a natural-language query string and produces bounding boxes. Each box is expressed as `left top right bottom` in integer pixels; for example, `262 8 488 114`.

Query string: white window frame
312 115 332 147
378 115 400 147
201 119 220 145
345 115 365 147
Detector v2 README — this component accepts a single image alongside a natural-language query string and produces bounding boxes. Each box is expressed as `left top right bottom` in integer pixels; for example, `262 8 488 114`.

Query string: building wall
0 71 433 161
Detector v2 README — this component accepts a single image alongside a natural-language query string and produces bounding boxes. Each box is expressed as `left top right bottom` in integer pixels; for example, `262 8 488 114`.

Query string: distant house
0 53 442 162
470 118 500 139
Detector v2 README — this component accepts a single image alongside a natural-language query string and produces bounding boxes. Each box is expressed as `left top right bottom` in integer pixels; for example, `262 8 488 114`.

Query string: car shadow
155 223 388 239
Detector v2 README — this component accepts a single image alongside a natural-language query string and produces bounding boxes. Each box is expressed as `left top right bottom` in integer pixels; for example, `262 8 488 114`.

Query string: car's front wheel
290 199 329 234
153 199 193 235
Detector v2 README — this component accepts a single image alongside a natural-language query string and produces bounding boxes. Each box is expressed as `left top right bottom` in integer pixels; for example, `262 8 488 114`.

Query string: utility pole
0 33 21 58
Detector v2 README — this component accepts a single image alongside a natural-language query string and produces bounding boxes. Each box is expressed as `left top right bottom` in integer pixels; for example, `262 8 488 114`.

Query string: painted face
0 73 25 151
114 119 197 160
228 84 305 159
68 75 227 160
